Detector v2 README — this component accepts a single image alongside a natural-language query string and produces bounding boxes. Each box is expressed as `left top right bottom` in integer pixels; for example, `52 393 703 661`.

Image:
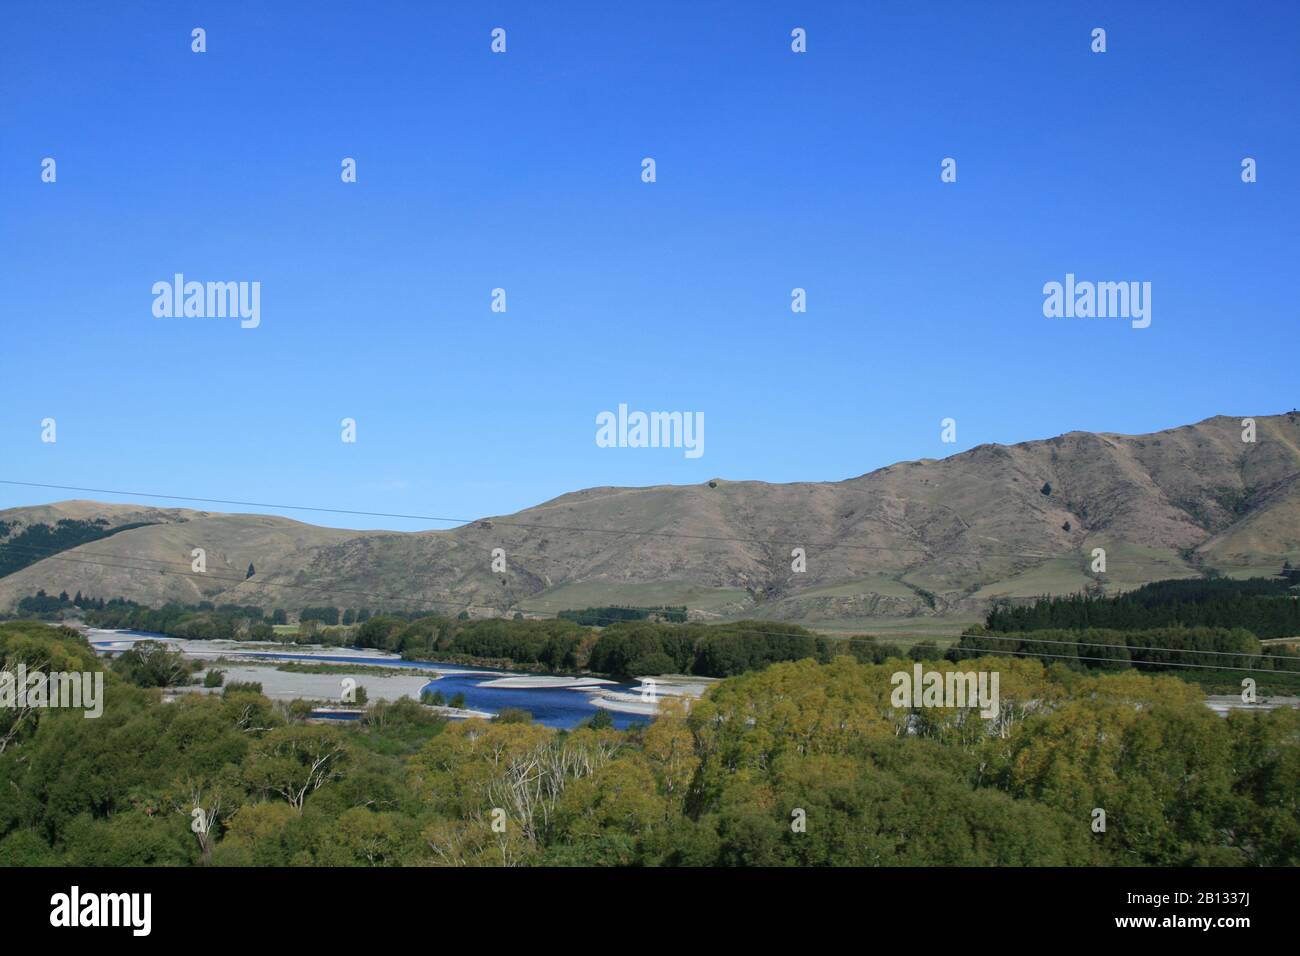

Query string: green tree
242 726 351 813
111 640 193 688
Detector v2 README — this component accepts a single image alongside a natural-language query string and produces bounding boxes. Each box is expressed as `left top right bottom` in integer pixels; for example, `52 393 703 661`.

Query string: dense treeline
2 622 1296 867
27 589 912 680
0 519 156 578
15 592 414 633
83 599 277 642
356 615 591 671
986 574 1300 638
300 606 341 625
587 619 905 677
558 605 688 625
355 614 905 678
80 600 400 639
955 625 1299 673
16 589 90 615
588 620 827 677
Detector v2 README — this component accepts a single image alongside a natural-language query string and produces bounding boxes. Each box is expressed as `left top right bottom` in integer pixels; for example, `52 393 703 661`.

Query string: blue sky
2 1 1297 531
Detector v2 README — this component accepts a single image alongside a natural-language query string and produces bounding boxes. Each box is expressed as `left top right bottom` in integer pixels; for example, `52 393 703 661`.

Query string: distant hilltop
3 412 1299 631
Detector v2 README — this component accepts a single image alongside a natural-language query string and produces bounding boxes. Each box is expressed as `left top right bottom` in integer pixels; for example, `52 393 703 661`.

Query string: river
86 629 670 729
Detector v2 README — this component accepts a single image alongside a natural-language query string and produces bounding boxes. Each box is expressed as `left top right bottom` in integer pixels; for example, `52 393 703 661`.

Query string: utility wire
957 646 1297 675
6 477 1289 566
13 543 1299 675
967 632 1294 661
6 536 1297 660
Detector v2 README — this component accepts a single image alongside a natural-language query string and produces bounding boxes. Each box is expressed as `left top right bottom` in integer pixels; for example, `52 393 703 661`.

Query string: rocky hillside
2 412 1297 630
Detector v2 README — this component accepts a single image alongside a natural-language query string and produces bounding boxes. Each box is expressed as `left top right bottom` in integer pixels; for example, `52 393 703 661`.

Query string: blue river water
90 632 649 729
240 652 651 729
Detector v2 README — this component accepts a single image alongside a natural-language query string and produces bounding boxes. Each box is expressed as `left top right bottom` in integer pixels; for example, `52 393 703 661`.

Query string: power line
967 632 1292 661
11 542 1299 675
7 535 1297 657
3 527 1279 619
0 539 511 608
4 548 510 617
3 500 1297 674
5 477 1291 567
4 525 1298 654
2 525 1268 612
955 646 1297 675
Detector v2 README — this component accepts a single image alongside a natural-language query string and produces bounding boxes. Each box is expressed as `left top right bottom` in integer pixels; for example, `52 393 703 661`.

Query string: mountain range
3 412 1298 634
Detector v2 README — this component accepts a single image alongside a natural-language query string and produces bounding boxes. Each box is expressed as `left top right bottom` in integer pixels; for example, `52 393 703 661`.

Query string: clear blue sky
2 2 1297 531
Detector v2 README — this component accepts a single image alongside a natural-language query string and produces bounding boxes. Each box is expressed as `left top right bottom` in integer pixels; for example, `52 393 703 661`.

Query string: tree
551 759 667 852
166 773 241 865
246 563 255 579
494 708 532 724
0 622 105 753
908 641 940 661
242 725 351 813
111 640 193 688
999 687 1234 865
301 607 340 626
317 807 413 866
641 698 697 795
212 802 300 866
